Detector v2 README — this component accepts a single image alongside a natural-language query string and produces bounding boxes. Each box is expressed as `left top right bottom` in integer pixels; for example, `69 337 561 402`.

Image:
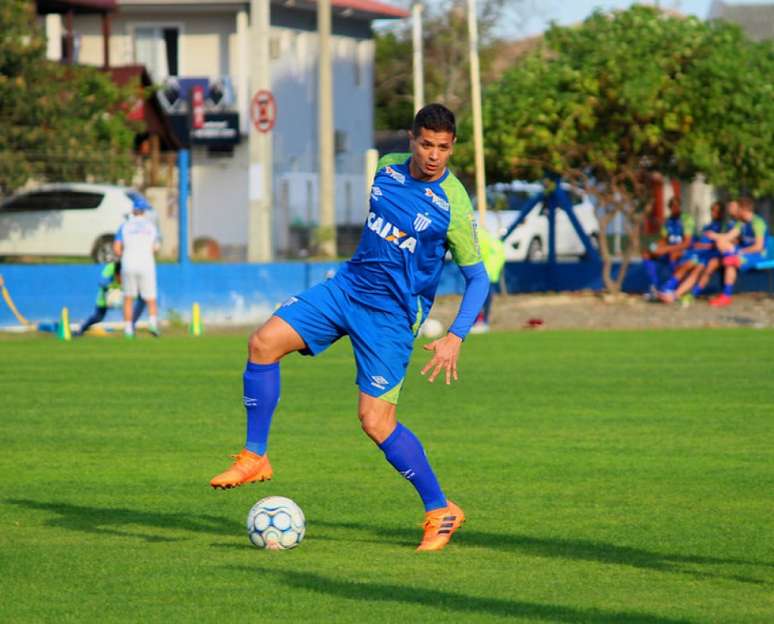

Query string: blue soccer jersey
333 153 482 330
660 213 695 245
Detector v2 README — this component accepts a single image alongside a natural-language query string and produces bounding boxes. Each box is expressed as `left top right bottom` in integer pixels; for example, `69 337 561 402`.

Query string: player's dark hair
711 200 725 221
739 197 754 211
412 103 456 138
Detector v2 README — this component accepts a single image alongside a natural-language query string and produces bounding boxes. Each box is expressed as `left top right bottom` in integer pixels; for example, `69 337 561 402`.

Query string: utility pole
467 0 487 222
318 0 336 258
247 0 273 261
412 1 424 113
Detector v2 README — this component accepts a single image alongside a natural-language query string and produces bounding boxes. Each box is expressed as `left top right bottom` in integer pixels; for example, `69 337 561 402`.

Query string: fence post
178 149 190 265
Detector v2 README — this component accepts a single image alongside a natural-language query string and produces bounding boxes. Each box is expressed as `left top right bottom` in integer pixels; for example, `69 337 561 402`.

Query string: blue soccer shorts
273 280 415 404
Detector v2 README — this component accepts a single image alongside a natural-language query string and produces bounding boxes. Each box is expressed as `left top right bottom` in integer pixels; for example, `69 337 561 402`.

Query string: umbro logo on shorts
371 375 389 390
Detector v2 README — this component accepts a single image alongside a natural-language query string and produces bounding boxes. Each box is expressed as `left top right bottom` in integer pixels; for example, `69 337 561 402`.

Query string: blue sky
506 0 773 37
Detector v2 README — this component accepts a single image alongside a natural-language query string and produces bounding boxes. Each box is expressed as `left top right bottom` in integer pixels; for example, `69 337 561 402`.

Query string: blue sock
664 277 679 292
644 260 659 289
379 423 447 512
692 285 702 296
243 361 280 456
723 284 734 296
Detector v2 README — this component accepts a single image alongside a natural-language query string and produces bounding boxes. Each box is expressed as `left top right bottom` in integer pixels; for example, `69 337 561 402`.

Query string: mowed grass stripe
1 329 772 623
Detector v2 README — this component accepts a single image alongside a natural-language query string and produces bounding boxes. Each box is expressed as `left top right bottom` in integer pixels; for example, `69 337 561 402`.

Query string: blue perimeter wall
0 261 771 328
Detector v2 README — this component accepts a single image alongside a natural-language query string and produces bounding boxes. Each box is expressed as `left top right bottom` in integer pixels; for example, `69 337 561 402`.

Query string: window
1 192 60 213
60 191 104 210
134 26 179 81
0 190 102 212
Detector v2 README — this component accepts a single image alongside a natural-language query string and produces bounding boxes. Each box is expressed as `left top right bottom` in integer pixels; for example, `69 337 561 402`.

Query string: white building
42 0 407 258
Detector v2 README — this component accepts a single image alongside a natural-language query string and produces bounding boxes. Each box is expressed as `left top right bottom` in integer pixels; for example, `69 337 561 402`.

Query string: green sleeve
682 214 695 239
660 225 667 238
376 153 410 171
752 216 767 238
101 263 116 280
440 175 482 267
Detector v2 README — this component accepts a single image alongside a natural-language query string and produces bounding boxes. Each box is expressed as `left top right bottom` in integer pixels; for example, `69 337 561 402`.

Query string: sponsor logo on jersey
280 296 299 308
367 211 417 253
384 166 406 185
414 212 432 232
371 375 390 390
424 187 449 211
370 185 383 202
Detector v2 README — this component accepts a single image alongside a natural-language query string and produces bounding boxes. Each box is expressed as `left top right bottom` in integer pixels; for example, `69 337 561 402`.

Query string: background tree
0 0 138 195
455 5 774 291
374 0 521 131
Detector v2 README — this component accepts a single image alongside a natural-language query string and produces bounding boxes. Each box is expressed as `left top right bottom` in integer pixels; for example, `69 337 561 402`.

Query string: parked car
0 183 155 262
474 181 600 261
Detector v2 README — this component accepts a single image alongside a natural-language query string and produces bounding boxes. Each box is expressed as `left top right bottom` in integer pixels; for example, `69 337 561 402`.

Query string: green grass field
1 329 773 623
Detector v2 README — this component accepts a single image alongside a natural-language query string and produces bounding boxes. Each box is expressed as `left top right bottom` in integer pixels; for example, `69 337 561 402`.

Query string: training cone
190 302 203 336
57 307 72 341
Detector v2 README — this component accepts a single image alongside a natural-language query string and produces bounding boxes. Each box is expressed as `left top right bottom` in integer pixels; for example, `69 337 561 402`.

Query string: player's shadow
5 498 242 543
230 566 695 624
313 519 771 586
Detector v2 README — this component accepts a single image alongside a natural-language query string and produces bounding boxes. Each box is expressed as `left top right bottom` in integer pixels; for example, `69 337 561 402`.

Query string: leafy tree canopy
0 0 138 194
455 5 774 290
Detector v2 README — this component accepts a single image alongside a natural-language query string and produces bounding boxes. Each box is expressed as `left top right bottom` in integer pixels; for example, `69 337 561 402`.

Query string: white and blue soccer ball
420 317 444 339
247 496 305 550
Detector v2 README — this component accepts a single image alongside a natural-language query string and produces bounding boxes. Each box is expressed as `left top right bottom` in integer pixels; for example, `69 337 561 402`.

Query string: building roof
117 0 408 20
709 1 774 41
36 0 116 14
328 0 409 19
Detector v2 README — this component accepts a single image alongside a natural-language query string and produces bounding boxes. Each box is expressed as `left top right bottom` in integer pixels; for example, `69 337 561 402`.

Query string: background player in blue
642 196 695 298
657 200 725 304
709 197 769 307
210 104 489 552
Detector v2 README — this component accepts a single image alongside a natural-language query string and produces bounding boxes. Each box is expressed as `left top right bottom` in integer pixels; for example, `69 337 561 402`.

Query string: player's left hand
421 333 463 384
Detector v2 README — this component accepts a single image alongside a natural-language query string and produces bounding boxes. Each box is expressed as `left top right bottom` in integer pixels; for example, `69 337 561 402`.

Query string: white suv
475 181 600 261
0 183 153 262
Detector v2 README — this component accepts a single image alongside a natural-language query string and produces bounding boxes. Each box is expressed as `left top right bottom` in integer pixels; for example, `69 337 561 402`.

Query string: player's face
669 199 681 217
727 201 739 219
409 128 455 182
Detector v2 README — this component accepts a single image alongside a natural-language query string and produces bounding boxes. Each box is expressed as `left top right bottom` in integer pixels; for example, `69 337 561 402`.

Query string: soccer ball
420 317 444 339
246 496 305 550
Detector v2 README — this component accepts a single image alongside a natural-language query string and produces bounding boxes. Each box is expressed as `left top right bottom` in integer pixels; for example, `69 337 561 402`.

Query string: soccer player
74 261 146 336
113 195 160 338
210 104 489 552
658 200 725 304
642 196 695 298
709 197 768 307
470 227 506 333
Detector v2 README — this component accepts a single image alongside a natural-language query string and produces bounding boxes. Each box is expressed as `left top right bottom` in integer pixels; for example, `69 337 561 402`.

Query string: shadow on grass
312 519 771 585
5 498 242 543
230 566 695 624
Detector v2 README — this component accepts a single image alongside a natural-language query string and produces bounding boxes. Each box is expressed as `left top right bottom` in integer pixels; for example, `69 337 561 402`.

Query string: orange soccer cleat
416 500 465 552
210 449 273 489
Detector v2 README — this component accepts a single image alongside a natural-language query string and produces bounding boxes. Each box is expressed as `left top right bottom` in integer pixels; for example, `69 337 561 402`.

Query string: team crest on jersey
367 211 417 253
370 185 383 202
424 187 449 211
414 212 432 232
384 166 406 185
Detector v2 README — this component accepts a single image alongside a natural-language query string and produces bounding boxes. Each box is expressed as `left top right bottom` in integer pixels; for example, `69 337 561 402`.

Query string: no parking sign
250 90 276 133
